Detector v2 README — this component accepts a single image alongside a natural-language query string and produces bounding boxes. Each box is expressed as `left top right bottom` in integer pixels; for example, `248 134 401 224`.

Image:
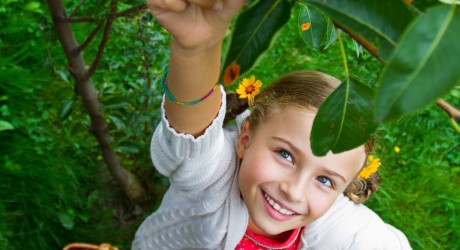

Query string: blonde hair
226 71 380 204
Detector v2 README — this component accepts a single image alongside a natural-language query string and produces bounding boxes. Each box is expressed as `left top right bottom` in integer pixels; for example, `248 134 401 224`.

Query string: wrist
171 37 223 58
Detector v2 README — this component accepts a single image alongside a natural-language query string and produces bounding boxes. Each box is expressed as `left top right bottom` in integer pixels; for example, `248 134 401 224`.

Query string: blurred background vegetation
0 1 458 249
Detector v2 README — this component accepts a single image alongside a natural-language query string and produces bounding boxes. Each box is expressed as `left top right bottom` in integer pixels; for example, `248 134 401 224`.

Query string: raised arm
148 0 245 137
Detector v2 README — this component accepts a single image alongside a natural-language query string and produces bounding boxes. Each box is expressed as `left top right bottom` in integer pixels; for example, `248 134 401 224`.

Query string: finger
148 0 188 13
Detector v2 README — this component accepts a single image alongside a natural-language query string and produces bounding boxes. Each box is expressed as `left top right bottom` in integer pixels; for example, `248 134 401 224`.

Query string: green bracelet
161 68 220 106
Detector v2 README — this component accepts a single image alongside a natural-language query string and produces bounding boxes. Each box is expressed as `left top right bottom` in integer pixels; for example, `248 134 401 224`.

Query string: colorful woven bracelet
161 68 220 107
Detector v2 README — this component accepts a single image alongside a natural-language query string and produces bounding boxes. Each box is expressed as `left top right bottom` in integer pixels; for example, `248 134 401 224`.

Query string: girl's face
237 108 366 237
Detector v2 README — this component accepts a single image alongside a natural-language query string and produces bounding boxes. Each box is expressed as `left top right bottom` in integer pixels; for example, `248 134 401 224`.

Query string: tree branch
78 20 104 52
88 2 117 77
334 22 385 64
437 99 460 121
110 4 147 19
46 0 145 201
69 0 87 17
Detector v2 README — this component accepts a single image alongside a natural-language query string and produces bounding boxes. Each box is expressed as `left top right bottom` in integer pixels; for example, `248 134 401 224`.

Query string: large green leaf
221 0 295 86
301 0 414 61
375 5 460 121
298 4 327 48
311 78 379 156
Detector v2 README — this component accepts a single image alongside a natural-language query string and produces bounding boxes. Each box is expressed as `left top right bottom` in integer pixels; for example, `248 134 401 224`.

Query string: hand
147 0 246 51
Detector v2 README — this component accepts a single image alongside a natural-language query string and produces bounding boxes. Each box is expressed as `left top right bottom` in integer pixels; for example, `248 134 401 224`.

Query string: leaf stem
336 27 349 78
451 118 460 133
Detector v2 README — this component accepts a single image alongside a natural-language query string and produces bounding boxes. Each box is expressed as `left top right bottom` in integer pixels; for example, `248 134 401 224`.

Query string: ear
237 120 251 159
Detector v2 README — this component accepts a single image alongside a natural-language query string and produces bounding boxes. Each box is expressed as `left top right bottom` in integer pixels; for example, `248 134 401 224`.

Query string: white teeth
264 193 295 215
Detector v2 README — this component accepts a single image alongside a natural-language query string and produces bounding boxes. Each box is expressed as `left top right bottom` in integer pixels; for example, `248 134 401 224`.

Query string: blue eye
277 150 293 162
317 176 333 188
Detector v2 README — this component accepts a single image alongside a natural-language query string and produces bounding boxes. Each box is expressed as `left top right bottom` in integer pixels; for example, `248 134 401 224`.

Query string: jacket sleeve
150 86 235 193
300 194 411 250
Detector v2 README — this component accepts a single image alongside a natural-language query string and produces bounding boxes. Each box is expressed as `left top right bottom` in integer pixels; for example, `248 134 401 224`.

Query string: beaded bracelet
161 68 220 106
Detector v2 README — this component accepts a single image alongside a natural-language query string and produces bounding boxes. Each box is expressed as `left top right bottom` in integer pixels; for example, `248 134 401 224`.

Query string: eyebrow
272 136 302 155
272 136 347 183
321 168 346 184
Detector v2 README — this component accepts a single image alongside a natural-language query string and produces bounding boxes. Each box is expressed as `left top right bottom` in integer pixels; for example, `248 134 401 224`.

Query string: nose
279 176 307 204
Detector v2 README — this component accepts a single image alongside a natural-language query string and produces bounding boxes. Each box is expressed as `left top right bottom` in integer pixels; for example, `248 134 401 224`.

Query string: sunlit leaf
221 0 295 86
60 99 73 121
298 4 326 48
375 5 460 121
301 0 414 61
323 17 337 49
0 120 14 132
58 211 75 230
311 78 379 156
117 141 139 153
107 114 126 130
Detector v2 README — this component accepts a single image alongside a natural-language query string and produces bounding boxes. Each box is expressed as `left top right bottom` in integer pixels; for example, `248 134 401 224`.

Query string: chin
251 217 293 236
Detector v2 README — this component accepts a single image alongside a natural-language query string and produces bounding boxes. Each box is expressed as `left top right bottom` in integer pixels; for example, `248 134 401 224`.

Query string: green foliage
376 5 460 121
369 105 460 249
221 0 295 85
229 0 459 154
298 4 336 49
311 77 378 155
1 1 168 249
301 0 414 61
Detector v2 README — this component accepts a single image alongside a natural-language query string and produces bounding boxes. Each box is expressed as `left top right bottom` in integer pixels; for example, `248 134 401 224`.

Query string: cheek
238 149 278 188
307 189 339 220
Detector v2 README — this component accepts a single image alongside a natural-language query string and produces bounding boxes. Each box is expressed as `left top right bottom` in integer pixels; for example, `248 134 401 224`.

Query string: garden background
1 1 459 249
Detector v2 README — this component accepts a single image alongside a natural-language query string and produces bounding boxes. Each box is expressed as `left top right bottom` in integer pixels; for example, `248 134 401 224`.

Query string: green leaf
0 120 14 132
298 4 327 48
58 211 75 230
301 0 414 61
117 141 139 154
221 0 295 86
59 99 73 121
375 5 460 121
107 114 126 130
322 17 337 49
311 78 379 156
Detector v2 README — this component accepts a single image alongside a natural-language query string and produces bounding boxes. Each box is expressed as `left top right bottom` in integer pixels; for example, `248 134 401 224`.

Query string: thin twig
334 23 384 64
69 0 87 17
110 4 147 19
65 16 98 23
88 2 118 77
437 99 460 121
78 20 105 52
436 99 460 133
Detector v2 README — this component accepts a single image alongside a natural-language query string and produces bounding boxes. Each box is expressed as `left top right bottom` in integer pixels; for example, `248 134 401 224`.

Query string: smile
263 192 295 216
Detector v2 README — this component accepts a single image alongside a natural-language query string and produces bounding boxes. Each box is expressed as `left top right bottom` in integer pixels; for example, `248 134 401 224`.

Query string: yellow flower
358 158 381 179
236 76 262 106
394 146 400 153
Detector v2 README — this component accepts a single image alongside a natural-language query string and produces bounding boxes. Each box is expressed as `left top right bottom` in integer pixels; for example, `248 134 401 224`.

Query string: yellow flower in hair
236 75 262 106
358 157 381 179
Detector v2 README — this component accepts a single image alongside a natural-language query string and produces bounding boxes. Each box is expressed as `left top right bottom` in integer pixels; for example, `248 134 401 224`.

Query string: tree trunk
46 0 145 201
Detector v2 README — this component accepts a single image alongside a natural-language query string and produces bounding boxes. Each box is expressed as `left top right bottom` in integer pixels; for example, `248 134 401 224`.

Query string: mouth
262 191 300 221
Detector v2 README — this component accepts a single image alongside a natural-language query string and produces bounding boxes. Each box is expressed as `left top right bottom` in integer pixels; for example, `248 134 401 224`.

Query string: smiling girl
132 0 411 249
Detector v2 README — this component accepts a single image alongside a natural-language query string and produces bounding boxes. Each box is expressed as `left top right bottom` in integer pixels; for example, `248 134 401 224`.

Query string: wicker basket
63 243 119 250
